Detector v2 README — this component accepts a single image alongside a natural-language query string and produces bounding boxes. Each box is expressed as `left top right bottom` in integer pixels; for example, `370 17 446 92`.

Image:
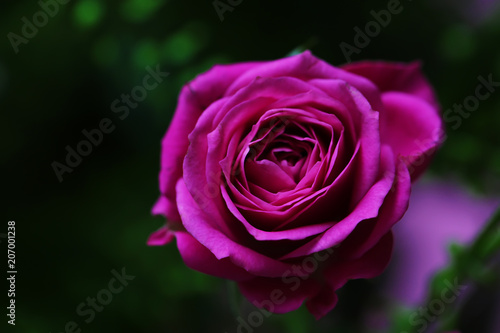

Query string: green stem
394 205 500 333
227 281 242 318
470 206 500 261
434 205 500 332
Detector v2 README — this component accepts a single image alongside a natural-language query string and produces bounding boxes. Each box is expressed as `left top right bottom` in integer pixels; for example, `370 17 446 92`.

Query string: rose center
244 121 317 190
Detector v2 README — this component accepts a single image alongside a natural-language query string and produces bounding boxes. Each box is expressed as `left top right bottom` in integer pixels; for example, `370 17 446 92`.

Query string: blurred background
1 0 500 332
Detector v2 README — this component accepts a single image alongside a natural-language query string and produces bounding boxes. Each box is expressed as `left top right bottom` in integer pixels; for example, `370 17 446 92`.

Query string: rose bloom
150 51 442 318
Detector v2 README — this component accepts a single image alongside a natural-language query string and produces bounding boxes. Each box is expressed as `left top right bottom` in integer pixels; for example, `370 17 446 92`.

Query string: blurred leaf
91 35 120 67
440 25 477 62
120 0 166 23
73 0 104 29
286 36 319 57
162 23 210 65
133 39 160 68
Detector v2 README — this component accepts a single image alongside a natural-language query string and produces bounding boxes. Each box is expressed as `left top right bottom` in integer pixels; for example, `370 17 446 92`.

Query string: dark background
1 0 500 332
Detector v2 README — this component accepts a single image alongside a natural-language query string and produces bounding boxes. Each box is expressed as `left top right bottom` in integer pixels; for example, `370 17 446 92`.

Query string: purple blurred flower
384 179 499 306
440 0 500 24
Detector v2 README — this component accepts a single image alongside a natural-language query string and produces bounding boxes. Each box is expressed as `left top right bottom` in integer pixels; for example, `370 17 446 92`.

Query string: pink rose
150 51 442 318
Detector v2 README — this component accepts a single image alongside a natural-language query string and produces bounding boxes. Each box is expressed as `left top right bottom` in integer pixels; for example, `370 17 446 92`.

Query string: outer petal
336 146 411 261
226 51 384 112
175 231 254 281
342 61 442 180
307 232 394 319
380 92 443 180
238 274 322 315
341 60 439 109
307 79 380 203
151 196 180 223
155 62 259 221
282 146 397 259
176 179 306 278
239 232 394 319
147 226 175 246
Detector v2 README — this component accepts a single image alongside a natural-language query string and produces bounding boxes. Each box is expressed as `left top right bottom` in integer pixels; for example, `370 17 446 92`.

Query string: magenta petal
305 285 338 320
157 62 258 221
245 159 296 192
339 146 411 260
184 76 317 211
176 179 302 278
147 226 175 246
341 60 440 109
221 184 335 241
307 232 394 319
282 145 397 259
380 92 443 180
175 231 254 281
226 51 384 112
238 276 321 314
151 196 181 221
182 97 241 237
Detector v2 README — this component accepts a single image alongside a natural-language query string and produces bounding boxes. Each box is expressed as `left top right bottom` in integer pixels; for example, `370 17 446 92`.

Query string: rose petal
175 231 254 281
341 60 439 109
380 91 443 180
151 196 180 221
147 226 175 246
226 51 384 112
306 232 394 319
307 79 381 201
156 62 259 221
221 184 335 241
282 146 398 259
176 179 306 278
336 146 411 260
245 159 297 192
238 275 322 315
